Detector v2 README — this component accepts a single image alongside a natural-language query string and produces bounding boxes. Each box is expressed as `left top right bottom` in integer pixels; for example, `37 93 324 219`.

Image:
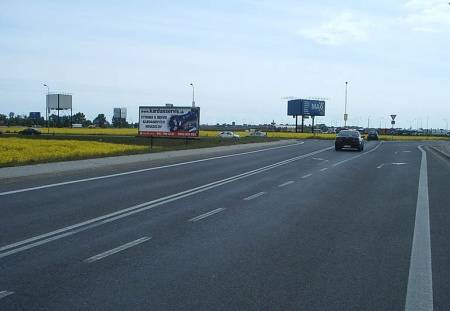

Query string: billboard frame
138 106 200 138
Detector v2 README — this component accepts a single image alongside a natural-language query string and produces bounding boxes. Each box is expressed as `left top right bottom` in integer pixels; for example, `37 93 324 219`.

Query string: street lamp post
344 81 348 127
189 83 195 107
43 84 49 133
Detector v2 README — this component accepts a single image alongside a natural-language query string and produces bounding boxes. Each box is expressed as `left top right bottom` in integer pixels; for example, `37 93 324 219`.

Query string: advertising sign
139 106 200 137
46 94 72 110
287 99 325 116
29 112 41 119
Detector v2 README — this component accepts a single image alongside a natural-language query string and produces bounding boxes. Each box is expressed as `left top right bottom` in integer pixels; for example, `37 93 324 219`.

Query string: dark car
367 130 379 141
335 130 364 151
18 128 41 135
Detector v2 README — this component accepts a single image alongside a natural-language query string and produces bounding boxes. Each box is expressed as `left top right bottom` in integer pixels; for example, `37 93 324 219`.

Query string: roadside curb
0 139 302 179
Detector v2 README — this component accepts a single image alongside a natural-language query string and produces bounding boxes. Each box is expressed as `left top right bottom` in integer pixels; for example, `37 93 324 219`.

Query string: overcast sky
1 0 449 129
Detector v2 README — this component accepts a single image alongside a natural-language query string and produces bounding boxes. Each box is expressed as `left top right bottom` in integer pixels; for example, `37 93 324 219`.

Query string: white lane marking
0 290 14 300
403 151 412 153
333 142 383 167
301 173 312 179
312 157 324 161
188 208 225 222
0 142 305 197
0 146 333 259
392 162 408 165
319 167 328 172
377 163 385 169
405 145 433 311
243 192 266 201
278 181 294 187
84 236 151 263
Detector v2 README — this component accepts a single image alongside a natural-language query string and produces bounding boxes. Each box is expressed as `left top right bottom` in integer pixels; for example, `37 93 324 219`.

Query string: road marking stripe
0 142 305 197
404 145 433 311
0 290 14 300
0 146 332 259
319 167 328 172
84 237 151 263
333 142 383 167
189 208 225 222
278 181 294 187
377 164 385 169
301 173 312 179
243 192 266 201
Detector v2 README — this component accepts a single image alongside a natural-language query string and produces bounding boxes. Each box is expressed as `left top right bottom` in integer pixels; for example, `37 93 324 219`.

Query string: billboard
113 108 127 119
139 106 200 137
46 94 72 110
287 99 325 116
29 112 41 119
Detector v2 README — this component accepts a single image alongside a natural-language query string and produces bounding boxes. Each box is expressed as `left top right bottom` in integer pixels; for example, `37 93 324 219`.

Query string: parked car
218 131 240 139
367 130 379 141
335 130 364 151
18 128 41 135
249 130 267 137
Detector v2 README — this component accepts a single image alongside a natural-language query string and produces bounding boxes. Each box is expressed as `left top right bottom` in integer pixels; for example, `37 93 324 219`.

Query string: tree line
0 112 134 128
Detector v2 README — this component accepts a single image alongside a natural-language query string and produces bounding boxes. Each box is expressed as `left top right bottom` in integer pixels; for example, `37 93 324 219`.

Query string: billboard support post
301 116 304 133
311 116 315 134
295 115 298 133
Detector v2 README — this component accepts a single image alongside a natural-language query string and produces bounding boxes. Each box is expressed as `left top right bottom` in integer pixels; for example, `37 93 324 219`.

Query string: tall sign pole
190 83 195 107
344 81 348 127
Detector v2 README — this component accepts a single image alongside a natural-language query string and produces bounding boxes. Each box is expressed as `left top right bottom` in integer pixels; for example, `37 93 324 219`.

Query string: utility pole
344 81 348 127
43 83 49 133
189 83 195 107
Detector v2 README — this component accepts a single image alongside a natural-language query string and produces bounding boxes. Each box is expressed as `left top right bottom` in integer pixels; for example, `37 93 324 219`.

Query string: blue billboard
29 112 41 119
287 99 325 116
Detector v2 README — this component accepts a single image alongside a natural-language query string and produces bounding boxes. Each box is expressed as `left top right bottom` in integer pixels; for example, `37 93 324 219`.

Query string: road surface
0 140 449 310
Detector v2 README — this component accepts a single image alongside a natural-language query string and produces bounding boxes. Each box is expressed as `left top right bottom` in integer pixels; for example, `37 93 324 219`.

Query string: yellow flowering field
0 137 148 167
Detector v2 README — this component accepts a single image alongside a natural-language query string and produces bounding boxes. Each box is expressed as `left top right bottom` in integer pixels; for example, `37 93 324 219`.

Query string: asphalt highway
0 140 448 310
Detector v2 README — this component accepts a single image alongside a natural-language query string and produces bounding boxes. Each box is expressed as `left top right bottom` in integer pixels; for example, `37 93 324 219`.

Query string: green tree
93 114 108 128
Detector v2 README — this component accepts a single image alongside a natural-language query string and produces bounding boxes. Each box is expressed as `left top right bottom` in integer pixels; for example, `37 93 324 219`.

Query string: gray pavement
0 140 448 310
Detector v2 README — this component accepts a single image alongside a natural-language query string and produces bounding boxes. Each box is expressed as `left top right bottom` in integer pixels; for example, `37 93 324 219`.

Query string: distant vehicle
219 131 240 139
249 130 267 137
18 128 41 136
88 125 96 128
335 130 364 151
367 130 379 141
72 124 83 128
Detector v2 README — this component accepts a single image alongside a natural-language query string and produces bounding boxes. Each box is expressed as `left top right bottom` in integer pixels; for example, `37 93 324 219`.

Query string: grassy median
0 135 279 167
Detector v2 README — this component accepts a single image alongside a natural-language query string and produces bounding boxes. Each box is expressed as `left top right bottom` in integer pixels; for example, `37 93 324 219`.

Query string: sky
1 0 449 129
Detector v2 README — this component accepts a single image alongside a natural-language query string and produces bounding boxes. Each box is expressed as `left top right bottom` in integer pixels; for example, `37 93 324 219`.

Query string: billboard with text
139 106 200 137
287 99 325 116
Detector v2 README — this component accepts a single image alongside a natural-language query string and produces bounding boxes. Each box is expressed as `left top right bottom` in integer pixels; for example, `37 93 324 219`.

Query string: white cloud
403 0 450 32
298 12 373 45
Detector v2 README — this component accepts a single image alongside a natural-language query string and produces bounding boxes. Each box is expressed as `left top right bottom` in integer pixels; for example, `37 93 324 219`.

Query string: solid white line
319 167 328 172
404 145 433 311
301 173 312 179
243 192 266 201
188 208 225 222
84 237 151 263
0 290 14 300
332 142 383 167
278 181 294 187
0 142 305 197
0 145 332 259
377 164 385 169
